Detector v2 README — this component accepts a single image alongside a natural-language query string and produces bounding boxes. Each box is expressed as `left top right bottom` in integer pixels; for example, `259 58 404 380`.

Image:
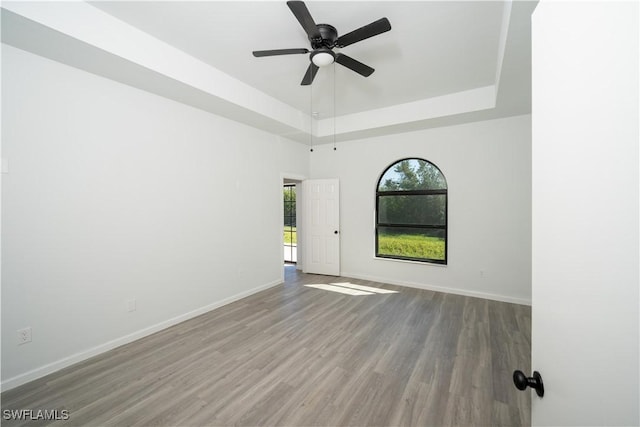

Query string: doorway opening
283 183 297 264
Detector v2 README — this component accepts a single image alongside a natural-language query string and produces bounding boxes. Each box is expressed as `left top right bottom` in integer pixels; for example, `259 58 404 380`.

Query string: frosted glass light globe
311 50 335 67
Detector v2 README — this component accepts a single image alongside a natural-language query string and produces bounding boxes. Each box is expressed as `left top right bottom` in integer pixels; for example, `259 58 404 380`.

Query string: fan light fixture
252 1 391 85
311 48 335 67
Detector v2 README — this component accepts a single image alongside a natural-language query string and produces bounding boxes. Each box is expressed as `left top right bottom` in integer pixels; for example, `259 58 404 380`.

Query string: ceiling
90 1 505 118
1 1 537 143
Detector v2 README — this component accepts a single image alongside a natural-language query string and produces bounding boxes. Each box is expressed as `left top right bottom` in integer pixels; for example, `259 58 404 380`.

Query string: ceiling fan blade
335 53 374 77
336 17 391 48
287 1 321 40
253 48 309 57
301 63 319 85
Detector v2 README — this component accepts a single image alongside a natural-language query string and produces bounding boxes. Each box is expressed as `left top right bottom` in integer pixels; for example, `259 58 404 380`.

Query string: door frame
280 173 306 282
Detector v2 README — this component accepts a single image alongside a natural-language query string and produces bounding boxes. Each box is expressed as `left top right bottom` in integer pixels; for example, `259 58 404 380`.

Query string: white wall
531 2 639 425
310 115 532 304
1 45 309 390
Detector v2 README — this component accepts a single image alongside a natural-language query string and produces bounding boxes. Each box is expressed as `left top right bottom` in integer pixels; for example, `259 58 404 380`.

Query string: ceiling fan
252 1 391 86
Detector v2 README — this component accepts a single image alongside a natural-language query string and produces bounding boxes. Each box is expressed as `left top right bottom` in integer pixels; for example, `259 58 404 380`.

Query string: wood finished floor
1 267 531 426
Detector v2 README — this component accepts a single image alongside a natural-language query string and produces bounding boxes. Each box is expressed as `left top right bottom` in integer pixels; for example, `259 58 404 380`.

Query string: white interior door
303 179 340 276
531 2 639 426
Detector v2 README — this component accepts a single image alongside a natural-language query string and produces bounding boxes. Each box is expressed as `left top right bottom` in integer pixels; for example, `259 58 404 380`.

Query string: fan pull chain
333 63 337 151
309 80 314 152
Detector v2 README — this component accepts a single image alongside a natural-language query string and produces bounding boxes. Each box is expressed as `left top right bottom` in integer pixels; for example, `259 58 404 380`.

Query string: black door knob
334 230 339 234
513 370 544 397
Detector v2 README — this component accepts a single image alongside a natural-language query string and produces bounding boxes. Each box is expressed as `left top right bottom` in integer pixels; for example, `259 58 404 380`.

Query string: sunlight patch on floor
305 282 398 296
305 284 373 295
330 282 398 294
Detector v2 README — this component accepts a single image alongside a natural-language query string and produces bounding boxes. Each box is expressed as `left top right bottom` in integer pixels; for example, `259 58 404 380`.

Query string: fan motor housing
311 24 338 49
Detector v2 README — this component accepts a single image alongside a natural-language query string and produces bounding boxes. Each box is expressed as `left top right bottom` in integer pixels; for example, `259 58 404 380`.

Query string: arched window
376 158 447 264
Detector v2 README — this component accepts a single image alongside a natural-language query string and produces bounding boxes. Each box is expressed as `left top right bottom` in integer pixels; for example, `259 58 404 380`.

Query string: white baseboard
340 271 532 306
1 279 282 392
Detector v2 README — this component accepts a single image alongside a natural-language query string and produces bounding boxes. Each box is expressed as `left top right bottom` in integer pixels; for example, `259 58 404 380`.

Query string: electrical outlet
17 327 32 345
126 299 136 312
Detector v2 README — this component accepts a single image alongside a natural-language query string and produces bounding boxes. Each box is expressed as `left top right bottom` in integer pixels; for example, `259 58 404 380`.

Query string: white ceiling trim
315 85 496 137
494 0 513 93
1 1 529 144
1 1 309 133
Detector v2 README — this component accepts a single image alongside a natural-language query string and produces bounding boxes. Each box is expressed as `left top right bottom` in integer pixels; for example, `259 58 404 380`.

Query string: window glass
376 158 447 264
378 194 446 226
378 159 447 191
377 227 446 262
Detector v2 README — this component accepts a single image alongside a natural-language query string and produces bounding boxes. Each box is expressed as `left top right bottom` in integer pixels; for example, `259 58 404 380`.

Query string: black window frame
375 158 448 265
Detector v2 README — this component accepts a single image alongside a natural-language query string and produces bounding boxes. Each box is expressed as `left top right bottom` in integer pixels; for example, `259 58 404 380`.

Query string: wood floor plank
2 266 531 426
